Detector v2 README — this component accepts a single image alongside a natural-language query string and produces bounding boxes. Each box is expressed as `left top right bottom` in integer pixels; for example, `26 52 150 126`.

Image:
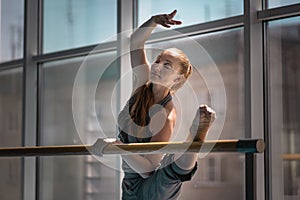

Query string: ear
174 75 183 83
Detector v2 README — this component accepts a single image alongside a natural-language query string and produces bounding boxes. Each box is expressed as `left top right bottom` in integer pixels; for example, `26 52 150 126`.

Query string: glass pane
0 0 24 63
268 0 300 8
0 68 23 199
39 52 120 199
146 28 245 199
138 0 243 29
268 17 300 199
43 0 117 53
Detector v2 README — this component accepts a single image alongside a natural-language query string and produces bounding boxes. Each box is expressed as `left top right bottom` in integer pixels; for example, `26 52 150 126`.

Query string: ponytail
130 82 154 126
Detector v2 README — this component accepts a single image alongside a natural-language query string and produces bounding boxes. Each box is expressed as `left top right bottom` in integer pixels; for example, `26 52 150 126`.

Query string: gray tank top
118 88 172 143
117 86 172 174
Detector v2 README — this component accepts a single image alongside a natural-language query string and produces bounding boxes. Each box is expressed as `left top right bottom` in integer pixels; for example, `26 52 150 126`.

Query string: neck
152 83 170 103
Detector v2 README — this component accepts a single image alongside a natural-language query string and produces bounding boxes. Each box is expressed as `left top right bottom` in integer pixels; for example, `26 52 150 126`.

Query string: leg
174 105 216 170
138 154 195 200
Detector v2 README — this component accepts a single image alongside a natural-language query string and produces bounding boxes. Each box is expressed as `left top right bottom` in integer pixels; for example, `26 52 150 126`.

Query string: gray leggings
121 154 198 200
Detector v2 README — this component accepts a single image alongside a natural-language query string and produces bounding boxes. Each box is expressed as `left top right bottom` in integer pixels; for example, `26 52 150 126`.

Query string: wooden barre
282 154 300 161
0 139 265 157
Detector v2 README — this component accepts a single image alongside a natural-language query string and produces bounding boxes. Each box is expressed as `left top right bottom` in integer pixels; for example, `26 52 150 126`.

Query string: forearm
122 154 162 178
175 105 216 170
130 17 157 50
129 10 181 71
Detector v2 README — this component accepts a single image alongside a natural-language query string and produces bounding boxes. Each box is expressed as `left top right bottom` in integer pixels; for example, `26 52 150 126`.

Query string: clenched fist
189 105 216 141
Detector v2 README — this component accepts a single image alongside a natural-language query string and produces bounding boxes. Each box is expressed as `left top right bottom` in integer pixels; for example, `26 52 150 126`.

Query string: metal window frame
117 1 134 199
258 3 300 21
258 2 300 200
22 1 39 200
1 0 300 199
147 15 244 44
0 2 297 65
32 42 118 64
0 59 23 70
264 20 285 200
244 0 266 200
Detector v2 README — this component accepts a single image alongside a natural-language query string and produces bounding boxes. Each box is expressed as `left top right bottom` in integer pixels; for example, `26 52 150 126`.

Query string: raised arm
130 10 182 89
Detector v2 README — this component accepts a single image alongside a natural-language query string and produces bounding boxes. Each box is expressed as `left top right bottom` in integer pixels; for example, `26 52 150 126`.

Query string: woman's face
150 50 183 88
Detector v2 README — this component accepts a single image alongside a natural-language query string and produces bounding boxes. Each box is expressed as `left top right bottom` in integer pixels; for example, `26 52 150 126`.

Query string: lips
151 72 160 77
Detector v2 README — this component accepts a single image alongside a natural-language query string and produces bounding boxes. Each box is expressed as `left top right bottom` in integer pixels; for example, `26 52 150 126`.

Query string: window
147 28 245 199
0 67 23 199
43 0 117 53
268 16 300 199
138 0 243 29
1 1 300 199
39 52 119 199
0 0 24 63
268 0 300 8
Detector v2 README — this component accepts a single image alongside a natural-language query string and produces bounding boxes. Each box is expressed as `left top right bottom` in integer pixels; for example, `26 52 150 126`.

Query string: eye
164 62 172 69
155 56 161 63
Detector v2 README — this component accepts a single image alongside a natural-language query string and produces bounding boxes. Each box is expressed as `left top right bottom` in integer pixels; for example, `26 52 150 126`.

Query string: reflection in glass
0 0 24 63
39 52 119 199
268 0 300 8
43 0 117 53
0 68 23 199
147 28 245 199
138 0 243 28
269 17 300 199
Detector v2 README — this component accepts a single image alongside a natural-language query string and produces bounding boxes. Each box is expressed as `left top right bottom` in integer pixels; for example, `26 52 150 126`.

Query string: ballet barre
0 139 265 157
0 138 264 200
282 153 300 161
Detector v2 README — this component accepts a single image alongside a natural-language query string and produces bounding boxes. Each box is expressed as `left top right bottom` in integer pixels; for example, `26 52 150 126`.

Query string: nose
152 63 161 72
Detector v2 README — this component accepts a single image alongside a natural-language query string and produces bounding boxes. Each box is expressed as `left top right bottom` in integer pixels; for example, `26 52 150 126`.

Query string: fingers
167 10 182 24
92 138 116 157
199 104 216 123
168 9 177 18
161 23 171 28
153 9 182 28
161 19 181 28
112 140 123 144
170 19 182 25
200 104 214 113
189 105 216 141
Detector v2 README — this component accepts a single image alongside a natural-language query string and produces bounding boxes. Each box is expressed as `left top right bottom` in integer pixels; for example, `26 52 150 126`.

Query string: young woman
117 10 216 200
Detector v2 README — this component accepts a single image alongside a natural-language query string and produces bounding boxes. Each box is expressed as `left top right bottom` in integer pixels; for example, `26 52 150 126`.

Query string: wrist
189 123 210 142
150 16 158 25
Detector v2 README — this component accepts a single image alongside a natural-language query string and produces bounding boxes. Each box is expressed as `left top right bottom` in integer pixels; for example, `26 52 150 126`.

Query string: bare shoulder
165 100 177 123
149 100 177 142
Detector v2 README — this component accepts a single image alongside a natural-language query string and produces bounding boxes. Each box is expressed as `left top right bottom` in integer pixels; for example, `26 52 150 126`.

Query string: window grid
0 0 299 199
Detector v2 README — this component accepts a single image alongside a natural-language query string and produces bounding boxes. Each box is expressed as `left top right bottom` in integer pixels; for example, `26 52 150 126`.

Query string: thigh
139 164 183 200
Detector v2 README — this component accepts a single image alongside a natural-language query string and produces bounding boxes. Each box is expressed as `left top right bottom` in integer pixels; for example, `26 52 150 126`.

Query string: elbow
130 34 135 43
129 36 135 50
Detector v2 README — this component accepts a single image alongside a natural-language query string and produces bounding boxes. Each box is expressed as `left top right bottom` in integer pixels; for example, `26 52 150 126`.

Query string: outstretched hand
152 9 182 28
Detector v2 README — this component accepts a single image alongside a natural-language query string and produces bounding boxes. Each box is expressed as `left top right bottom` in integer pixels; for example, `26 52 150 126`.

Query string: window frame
1 0 300 199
